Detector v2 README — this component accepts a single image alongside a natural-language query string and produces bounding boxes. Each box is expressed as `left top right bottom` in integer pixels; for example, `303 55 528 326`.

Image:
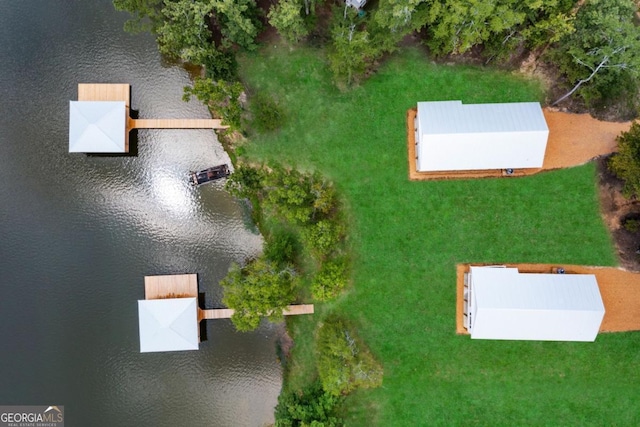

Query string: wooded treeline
114 0 640 116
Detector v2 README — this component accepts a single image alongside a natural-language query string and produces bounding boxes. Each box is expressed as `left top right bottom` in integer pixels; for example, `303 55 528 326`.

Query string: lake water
0 1 281 425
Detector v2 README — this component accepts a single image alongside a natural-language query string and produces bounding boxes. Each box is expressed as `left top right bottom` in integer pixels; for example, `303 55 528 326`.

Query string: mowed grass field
238 47 640 426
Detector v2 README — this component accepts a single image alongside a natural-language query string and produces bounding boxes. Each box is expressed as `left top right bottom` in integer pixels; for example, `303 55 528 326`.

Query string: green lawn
238 46 640 426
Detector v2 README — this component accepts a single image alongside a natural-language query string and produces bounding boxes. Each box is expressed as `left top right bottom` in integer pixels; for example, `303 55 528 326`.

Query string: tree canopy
268 0 309 44
113 0 164 33
608 122 640 199
221 258 298 332
550 0 640 110
116 0 640 112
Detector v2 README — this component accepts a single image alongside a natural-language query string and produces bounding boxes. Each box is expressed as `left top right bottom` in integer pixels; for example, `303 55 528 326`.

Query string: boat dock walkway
143 274 314 322
78 83 229 132
130 118 227 129
199 304 315 320
144 274 198 299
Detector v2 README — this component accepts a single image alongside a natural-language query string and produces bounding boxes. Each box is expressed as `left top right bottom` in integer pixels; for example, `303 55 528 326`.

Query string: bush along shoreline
164 26 382 427
222 163 352 323
224 162 377 426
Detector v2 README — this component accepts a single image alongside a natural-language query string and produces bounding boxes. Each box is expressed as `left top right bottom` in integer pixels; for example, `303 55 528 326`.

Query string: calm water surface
0 1 281 426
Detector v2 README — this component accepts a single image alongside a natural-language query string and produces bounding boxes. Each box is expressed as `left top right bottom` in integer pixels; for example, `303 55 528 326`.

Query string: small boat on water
189 164 230 186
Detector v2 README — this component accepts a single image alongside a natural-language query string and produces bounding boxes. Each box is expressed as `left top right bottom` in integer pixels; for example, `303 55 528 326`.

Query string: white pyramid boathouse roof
138 297 199 353
69 101 126 153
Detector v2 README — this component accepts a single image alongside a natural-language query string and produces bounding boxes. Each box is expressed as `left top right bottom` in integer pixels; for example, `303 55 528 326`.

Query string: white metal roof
69 101 126 153
415 100 549 171
470 267 603 311
417 100 548 135
138 298 199 353
346 0 367 8
469 266 605 341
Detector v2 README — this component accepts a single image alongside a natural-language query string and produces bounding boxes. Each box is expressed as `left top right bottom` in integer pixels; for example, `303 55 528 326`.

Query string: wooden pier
131 118 227 129
78 83 131 105
144 274 198 300
74 84 229 153
199 304 315 321
144 274 314 323
77 83 228 130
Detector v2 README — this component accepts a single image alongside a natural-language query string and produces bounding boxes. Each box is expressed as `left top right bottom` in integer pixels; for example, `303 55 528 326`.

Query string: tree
370 0 577 60
156 0 215 64
113 0 164 33
183 77 244 129
263 165 316 224
274 381 343 427
481 0 576 62
328 20 379 87
422 0 527 56
221 258 298 332
268 0 309 44
374 0 428 33
608 122 640 198
550 0 640 106
517 0 576 49
211 0 260 50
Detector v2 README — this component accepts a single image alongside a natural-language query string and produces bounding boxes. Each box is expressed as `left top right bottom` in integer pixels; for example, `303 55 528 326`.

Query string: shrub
608 122 640 198
623 218 640 233
312 257 349 301
225 164 266 199
311 175 338 216
250 93 286 133
251 94 285 132
275 381 343 427
302 220 345 258
265 227 299 268
316 316 383 396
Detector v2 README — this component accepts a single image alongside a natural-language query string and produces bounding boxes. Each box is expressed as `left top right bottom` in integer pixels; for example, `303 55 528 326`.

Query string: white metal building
138 297 199 353
415 101 549 172
345 0 367 9
69 101 127 153
464 266 605 342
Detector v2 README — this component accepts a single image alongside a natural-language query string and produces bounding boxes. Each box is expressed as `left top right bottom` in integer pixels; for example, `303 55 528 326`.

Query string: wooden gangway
130 118 228 130
199 304 315 320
